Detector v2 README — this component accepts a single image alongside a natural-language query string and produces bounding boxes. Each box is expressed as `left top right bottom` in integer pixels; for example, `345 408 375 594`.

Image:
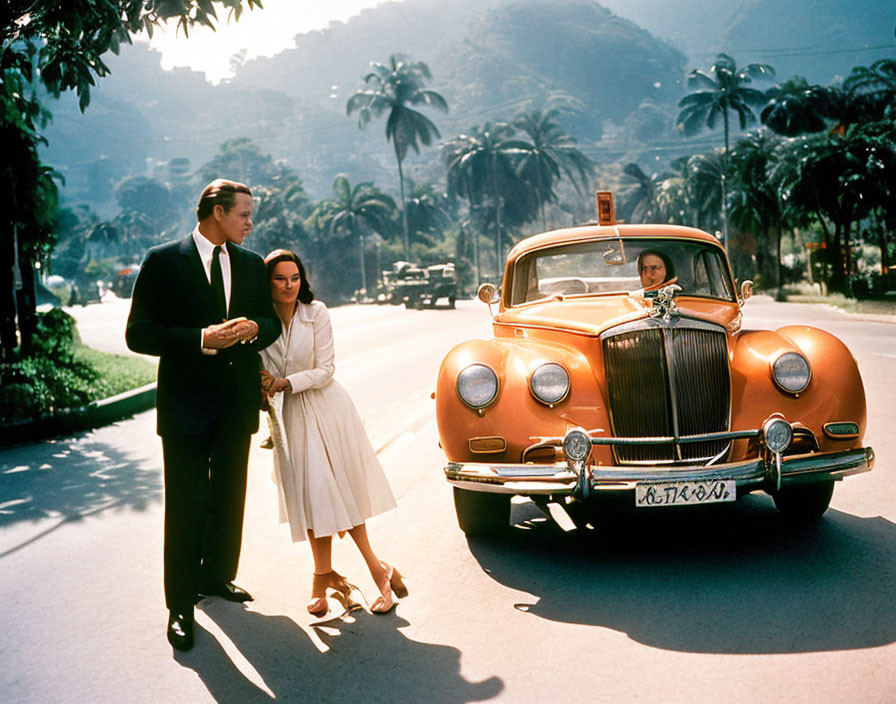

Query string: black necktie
210 245 227 321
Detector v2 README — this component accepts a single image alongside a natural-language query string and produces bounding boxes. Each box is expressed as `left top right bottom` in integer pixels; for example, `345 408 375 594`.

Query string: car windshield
509 238 735 305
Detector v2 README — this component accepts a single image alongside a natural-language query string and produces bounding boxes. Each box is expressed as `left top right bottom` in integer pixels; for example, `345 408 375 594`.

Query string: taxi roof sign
596 191 616 226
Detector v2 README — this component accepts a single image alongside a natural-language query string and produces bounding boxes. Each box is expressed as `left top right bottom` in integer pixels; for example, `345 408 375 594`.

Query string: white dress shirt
192 226 232 314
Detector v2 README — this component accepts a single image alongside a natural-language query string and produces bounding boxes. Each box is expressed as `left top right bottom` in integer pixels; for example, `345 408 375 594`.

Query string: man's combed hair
196 179 252 221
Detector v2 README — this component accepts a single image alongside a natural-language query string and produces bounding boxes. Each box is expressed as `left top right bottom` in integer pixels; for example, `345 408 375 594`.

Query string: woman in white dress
259 249 406 615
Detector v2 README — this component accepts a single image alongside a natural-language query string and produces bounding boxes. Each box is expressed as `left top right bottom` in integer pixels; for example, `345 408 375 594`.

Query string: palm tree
404 181 452 249
678 53 776 154
250 178 312 257
346 54 448 261
513 109 593 230
620 163 668 223
769 129 878 295
308 175 397 294
763 78 886 138
655 156 696 227
728 131 787 293
677 53 775 243
684 151 726 233
309 176 396 238
855 120 896 287
443 122 534 283
760 76 829 136
844 59 896 104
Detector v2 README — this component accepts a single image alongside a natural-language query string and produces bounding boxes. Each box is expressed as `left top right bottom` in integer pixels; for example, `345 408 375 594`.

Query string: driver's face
639 254 667 287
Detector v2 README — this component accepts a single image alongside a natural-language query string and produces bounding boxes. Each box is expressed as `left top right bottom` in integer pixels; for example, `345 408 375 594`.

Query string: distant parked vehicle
113 266 139 299
378 261 457 309
422 263 458 309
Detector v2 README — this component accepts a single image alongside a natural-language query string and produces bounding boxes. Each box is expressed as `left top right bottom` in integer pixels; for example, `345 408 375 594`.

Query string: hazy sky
143 0 393 82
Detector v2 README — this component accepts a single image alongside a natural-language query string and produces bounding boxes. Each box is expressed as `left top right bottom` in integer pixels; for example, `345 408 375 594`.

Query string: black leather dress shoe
197 582 254 603
167 612 194 651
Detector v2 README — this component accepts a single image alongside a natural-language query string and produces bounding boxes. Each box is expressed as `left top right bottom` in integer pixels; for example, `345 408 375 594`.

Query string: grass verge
72 343 157 400
782 294 896 317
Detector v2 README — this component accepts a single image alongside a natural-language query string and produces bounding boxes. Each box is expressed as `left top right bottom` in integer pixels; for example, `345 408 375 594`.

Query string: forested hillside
602 0 893 84
41 0 890 209
40 0 686 206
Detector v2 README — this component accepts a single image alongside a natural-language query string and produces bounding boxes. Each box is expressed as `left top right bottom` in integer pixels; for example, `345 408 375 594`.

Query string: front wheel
772 480 835 523
453 487 511 537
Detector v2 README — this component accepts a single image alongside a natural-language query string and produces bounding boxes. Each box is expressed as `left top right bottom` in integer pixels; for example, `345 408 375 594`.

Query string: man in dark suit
126 179 281 651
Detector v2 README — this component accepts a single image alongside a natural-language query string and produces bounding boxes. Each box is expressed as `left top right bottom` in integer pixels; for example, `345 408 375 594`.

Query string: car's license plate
635 480 735 508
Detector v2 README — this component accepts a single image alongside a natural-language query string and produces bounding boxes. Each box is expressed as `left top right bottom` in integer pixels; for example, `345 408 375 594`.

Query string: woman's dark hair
196 179 252 221
264 249 315 304
637 249 675 281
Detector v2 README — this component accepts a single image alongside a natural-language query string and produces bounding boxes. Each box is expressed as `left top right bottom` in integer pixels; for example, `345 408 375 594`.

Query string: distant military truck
379 261 457 309
421 263 457 309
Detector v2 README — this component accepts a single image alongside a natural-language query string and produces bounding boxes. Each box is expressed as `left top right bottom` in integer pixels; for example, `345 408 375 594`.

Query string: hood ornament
648 283 682 321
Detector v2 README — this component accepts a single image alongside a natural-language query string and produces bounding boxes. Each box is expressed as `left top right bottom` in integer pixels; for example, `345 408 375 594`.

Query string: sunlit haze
142 0 393 83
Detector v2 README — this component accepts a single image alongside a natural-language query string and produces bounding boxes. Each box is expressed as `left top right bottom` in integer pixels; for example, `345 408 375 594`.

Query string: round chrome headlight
763 418 793 454
772 352 811 394
456 364 499 409
563 428 592 462
529 363 570 406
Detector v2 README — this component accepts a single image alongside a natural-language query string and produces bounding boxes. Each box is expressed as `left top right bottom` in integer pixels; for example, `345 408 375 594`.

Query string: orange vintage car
435 195 874 536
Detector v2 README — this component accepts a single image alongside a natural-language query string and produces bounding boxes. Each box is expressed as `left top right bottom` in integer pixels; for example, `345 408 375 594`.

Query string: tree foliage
443 121 538 282
513 108 593 231
347 54 448 261
2 1 262 111
306 175 397 301
677 53 776 153
1 0 261 358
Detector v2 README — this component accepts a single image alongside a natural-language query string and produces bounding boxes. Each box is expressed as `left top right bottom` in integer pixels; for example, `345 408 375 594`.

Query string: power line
696 43 895 59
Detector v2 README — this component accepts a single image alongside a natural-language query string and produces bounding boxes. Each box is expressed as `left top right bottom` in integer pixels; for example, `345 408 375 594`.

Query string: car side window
692 248 734 299
709 250 733 298
692 250 711 295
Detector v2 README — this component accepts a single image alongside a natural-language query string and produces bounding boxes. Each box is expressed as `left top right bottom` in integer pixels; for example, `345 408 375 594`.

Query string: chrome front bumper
444 446 875 497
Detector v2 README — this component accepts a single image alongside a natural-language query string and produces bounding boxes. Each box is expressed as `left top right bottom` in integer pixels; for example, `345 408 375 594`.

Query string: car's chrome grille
602 319 730 465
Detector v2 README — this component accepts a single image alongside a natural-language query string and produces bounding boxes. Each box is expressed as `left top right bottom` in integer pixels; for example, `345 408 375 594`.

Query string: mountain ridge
40 0 892 209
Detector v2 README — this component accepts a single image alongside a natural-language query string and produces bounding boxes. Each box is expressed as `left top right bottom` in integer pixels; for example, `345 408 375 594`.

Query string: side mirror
740 279 754 303
477 283 500 305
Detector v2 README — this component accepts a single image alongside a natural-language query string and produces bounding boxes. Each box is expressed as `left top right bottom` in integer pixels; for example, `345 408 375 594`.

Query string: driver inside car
638 249 677 289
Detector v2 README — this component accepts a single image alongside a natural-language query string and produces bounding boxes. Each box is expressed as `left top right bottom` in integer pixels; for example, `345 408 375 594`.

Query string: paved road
1 297 894 703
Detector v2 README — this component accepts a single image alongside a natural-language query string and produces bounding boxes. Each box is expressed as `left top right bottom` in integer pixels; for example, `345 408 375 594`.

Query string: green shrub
0 307 146 424
0 353 99 424
31 306 81 357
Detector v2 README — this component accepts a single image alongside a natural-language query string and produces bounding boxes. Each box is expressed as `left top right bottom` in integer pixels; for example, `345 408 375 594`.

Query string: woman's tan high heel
389 564 408 598
371 562 407 614
307 571 361 616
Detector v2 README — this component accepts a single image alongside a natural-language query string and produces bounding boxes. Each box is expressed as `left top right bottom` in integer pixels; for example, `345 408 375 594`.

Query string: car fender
436 337 608 463
730 326 866 450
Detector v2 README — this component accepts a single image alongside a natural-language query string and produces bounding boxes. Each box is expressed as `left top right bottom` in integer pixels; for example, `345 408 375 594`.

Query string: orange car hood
493 295 739 336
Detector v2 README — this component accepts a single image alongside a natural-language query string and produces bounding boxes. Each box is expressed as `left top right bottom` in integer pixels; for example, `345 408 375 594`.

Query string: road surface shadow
177 600 503 703
0 429 161 533
465 494 896 654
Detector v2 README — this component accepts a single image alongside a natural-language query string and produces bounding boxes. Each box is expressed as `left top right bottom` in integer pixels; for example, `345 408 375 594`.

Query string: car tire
453 487 511 537
772 480 835 523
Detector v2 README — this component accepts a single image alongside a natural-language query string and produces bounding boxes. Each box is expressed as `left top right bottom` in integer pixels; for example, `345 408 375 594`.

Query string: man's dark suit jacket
125 235 281 436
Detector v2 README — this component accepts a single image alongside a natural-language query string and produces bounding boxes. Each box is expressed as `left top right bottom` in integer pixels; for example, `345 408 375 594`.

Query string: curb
819 303 896 325
1 383 156 448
